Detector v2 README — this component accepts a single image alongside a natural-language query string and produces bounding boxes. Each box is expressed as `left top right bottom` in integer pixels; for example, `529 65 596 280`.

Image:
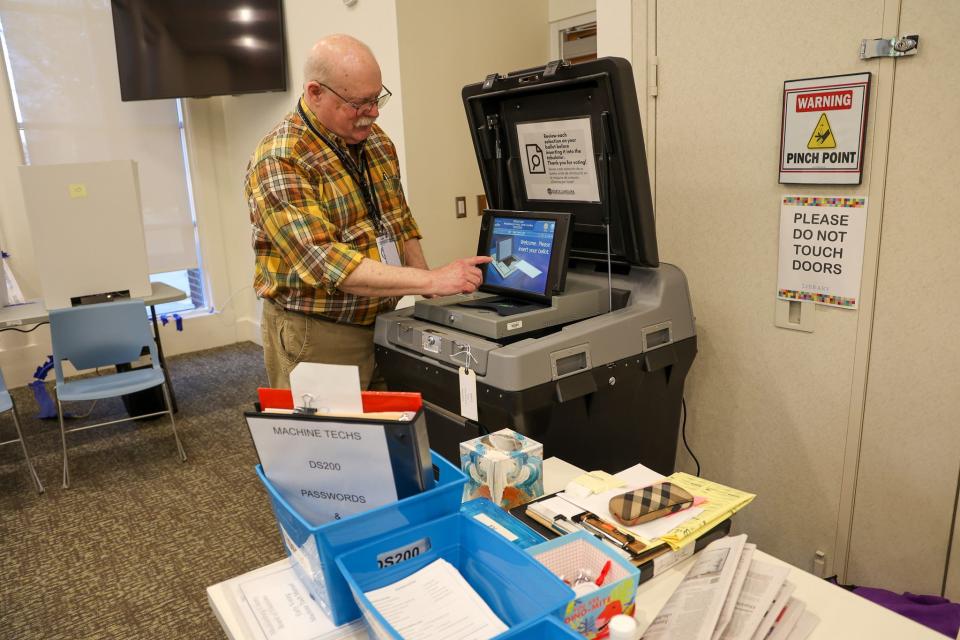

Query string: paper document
784 611 818 640
560 463 703 543
247 415 398 525
712 543 756 640
289 363 363 414
719 559 790 640
229 561 356 640
642 534 747 640
365 558 508 640
659 473 755 549
750 581 795 640
766 597 805 640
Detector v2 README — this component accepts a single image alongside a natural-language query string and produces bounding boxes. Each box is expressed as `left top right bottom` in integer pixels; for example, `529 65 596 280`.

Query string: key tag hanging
454 345 479 421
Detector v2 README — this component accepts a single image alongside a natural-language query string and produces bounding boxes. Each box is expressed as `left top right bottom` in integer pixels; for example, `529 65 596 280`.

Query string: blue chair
49 299 186 488
0 369 43 493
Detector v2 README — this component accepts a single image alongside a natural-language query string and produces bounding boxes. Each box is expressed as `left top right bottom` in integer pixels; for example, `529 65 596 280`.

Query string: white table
207 459 945 639
0 282 187 409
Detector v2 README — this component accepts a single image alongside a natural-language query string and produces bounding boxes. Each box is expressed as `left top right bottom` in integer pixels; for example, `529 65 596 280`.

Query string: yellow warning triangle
807 113 836 149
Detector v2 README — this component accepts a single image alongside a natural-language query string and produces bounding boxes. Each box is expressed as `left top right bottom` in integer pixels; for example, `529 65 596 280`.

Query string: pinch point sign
779 73 870 185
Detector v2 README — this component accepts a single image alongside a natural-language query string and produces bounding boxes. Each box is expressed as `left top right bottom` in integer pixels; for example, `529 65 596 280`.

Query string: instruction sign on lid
779 73 871 185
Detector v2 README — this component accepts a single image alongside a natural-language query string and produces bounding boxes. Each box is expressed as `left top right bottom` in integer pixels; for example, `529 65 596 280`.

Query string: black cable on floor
0 321 48 333
681 397 701 476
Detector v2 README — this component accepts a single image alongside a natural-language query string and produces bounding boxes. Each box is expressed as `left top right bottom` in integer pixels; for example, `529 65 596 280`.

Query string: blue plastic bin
256 451 467 626
335 512 575 639
500 617 583 639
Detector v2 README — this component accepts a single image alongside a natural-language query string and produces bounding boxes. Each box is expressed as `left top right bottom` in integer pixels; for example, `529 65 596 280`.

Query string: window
0 0 207 314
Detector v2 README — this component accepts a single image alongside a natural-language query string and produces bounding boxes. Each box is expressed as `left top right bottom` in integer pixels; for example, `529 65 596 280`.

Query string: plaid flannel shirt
246 97 421 325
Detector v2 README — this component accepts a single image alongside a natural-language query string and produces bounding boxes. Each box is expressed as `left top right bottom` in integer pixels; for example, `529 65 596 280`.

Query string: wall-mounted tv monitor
111 0 287 101
476 209 573 304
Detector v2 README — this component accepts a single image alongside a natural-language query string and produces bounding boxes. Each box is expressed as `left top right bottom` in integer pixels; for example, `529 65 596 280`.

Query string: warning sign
807 113 836 149
779 73 870 185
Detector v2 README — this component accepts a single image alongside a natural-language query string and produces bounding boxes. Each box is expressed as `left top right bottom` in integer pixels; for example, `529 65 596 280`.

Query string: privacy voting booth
374 58 697 473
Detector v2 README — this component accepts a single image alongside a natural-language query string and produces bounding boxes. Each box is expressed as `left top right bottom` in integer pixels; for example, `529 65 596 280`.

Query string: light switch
455 196 466 218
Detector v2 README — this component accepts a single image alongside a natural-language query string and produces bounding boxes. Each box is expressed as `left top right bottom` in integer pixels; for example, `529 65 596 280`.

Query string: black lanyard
297 102 384 235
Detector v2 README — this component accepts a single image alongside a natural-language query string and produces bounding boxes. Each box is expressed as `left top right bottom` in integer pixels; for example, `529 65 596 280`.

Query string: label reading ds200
506 320 523 331
376 537 431 569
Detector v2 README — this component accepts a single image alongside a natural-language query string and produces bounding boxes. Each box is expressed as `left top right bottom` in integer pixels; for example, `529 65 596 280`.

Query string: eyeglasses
316 81 392 113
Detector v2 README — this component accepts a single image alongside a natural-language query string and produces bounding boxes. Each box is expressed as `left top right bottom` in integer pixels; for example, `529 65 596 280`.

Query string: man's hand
429 256 493 296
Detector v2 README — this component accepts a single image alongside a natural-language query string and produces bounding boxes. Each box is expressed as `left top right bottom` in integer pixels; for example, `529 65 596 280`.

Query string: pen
553 515 580 535
595 560 612 586
579 517 628 549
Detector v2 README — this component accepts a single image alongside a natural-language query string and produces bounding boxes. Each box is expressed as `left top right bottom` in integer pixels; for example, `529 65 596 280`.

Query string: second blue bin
335 511 575 639
256 451 467 626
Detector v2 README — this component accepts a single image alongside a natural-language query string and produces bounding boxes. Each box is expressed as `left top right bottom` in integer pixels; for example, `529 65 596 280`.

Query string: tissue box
528 531 640 639
460 428 544 509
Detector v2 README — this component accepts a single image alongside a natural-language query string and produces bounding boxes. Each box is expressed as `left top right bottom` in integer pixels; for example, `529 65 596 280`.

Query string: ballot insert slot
549 343 592 381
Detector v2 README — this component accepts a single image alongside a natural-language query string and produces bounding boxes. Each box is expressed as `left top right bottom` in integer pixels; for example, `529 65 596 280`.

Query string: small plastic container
256 451 467 626
460 497 547 549
335 512 575 639
528 531 641 639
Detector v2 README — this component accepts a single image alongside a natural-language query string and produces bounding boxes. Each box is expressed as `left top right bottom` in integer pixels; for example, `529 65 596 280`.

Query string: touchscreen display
484 216 557 296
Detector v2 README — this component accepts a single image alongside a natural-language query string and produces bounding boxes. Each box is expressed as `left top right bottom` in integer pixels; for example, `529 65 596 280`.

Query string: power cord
680 397 701 476
0 321 48 333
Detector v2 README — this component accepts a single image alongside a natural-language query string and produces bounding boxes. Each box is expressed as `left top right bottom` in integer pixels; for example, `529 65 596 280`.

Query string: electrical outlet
477 194 487 215
455 196 466 218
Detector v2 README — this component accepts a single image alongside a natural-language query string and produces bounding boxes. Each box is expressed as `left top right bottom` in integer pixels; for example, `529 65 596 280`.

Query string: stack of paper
220 559 366 640
641 535 819 640
554 462 755 555
364 558 508 640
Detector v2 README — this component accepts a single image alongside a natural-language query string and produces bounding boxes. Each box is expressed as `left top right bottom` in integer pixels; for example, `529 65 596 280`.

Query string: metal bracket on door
859 35 919 59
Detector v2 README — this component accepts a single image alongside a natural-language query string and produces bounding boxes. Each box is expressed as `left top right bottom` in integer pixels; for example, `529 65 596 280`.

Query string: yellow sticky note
570 470 624 494
68 183 87 198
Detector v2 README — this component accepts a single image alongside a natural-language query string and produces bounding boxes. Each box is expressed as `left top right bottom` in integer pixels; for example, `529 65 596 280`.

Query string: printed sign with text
779 73 871 184
777 196 867 308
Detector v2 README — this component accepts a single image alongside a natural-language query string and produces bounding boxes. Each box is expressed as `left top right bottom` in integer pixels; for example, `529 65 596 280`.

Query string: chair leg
10 404 43 494
161 383 186 462
56 393 70 489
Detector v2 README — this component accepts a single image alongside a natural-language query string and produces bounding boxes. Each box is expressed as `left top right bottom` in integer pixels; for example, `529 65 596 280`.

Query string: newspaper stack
642 535 819 640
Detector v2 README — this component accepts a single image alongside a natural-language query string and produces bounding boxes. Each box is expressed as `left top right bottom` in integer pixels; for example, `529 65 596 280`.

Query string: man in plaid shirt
247 35 490 389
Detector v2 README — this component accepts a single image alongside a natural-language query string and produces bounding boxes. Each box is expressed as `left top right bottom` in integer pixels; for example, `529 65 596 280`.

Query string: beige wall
395 0 550 268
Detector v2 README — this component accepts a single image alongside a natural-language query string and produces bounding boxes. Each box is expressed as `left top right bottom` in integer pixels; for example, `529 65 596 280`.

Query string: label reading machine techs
246 416 399 525
779 73 870 185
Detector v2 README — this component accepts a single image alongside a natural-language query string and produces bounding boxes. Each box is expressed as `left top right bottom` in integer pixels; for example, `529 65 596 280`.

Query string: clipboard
245 390 434 526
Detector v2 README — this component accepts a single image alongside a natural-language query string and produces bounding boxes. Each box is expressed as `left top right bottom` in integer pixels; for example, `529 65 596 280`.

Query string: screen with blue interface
485 216 557 296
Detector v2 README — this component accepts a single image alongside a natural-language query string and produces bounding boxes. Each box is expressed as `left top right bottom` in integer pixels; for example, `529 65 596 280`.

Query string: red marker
595 560 613 586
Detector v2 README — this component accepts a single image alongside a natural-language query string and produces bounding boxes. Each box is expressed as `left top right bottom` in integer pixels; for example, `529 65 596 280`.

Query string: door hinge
860 35 919 59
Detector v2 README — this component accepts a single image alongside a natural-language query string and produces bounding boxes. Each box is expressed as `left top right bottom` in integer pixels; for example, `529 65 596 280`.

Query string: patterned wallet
608 481 694 527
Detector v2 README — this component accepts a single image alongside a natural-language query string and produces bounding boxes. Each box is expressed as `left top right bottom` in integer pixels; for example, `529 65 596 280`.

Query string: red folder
257 387 422 413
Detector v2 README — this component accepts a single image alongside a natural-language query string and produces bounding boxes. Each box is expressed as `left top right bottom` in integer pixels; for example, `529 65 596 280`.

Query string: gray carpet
0 341 285 639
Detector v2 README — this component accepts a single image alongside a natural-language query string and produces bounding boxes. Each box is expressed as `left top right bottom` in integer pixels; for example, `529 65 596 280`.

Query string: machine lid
462 57 658 268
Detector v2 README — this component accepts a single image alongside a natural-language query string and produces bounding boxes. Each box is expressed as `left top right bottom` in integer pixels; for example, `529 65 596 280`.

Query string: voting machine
374 58 697 473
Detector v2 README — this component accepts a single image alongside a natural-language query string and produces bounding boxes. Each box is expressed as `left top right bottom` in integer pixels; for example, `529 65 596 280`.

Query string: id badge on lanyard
376 233 402 266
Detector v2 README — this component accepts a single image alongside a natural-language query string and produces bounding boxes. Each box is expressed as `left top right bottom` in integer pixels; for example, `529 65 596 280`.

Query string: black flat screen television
111 0 287 101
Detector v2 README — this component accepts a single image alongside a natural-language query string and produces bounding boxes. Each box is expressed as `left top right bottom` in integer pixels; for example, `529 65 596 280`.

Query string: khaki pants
260 300 386 390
